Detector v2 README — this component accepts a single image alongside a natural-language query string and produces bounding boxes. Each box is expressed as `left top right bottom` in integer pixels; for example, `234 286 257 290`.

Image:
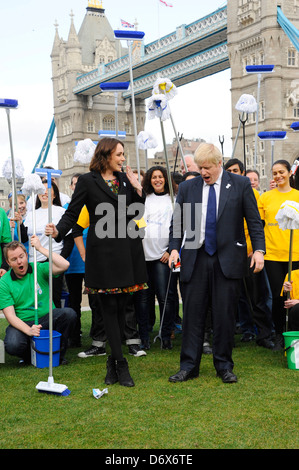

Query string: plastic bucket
31 330 61 369
283 331 299 370
61 291 69 308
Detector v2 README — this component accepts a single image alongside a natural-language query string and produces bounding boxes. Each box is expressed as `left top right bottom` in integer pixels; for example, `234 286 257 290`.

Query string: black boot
115 358 135 387
105 355 118 385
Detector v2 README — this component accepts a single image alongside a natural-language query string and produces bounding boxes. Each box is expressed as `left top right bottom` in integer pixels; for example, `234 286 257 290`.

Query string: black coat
56 171 147 289
169 171 265 282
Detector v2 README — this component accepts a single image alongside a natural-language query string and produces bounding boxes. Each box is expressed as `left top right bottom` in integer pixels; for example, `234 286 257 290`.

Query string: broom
21 174 46 325
33 168 71 396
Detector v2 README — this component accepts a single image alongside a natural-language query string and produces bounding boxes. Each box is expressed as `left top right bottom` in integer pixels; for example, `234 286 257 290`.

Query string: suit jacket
169 171 265 282
56 171 147 289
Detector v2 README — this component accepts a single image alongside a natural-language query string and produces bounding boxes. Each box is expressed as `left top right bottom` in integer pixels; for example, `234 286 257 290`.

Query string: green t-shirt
0 262 54 322
0 208 12 266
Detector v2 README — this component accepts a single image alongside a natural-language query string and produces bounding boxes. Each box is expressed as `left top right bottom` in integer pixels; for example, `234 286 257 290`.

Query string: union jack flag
121 19 134 28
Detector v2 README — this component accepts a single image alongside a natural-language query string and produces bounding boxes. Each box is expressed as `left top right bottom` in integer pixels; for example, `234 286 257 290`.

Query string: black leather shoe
216 369 238 383
169 369 199 383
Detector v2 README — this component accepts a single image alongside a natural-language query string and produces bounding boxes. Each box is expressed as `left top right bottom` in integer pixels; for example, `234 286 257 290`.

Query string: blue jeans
4 308 76 362
135 259 176 341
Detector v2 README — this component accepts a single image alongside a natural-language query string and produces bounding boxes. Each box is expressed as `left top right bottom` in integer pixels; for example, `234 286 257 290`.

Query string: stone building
51 0 146 197
227 0 299 191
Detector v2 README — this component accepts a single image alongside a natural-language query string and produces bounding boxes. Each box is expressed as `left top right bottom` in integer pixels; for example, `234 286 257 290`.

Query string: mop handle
161 89 187 173
35 168 62 378
6 108 21 240
48 181 53 379
287 229 294 300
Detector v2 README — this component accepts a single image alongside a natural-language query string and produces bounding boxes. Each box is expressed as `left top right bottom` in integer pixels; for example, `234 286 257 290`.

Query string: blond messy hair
194 143 222 167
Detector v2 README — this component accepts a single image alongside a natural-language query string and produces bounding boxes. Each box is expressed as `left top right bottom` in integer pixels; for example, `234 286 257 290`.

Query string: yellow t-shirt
258 188 299 261
244 187 260 255
77 205 89 229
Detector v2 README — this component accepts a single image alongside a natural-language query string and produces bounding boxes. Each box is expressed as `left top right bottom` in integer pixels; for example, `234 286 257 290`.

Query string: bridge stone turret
227 0 299 191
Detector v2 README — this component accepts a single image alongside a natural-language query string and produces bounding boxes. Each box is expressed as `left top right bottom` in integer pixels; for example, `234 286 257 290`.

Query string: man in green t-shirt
0 236 76 364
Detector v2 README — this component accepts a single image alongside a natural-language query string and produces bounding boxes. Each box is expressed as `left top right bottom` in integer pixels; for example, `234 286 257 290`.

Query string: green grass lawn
0 309 298 450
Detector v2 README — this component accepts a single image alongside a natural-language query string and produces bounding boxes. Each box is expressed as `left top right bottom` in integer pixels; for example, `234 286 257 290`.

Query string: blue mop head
100 81 130 91
0 98 18 108
114 30 145 40
291 121 299 131
246 65 274 73
258 131 287 140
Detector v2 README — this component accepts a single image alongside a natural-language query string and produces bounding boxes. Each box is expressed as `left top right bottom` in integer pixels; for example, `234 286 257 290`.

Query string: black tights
96 293 130 361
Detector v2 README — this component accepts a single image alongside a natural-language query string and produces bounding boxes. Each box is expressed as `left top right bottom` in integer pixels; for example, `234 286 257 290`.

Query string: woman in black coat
46 138 147 386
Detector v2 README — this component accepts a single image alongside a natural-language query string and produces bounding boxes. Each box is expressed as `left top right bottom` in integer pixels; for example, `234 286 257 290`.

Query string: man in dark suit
168 143 265 383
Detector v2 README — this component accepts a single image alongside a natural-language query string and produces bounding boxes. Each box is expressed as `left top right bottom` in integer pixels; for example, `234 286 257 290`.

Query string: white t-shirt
24 205 66 262
142 193 173 261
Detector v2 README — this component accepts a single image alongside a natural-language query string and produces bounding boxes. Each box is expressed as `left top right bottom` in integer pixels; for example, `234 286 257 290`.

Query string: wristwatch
255 250 265 254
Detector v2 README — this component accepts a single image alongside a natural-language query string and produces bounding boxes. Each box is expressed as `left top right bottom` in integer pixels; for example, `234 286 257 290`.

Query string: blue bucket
31 330 61 369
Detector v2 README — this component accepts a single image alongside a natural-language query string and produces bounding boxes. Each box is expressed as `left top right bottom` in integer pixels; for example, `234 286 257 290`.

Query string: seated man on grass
0 236 76 365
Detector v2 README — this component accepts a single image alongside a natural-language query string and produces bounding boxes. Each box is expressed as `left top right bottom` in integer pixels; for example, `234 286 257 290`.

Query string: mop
33 167 70 396
147 94 175 206
99 81 130 139
137 130 158 172
21 174 45 325
2 157 24 240
233 94 257 168
258 131 287 166
0 98 22 240
74 139 96 165
152 77 188 173
153 262 175 348
275 200 299 330
114 29 145 181
245 65 275 169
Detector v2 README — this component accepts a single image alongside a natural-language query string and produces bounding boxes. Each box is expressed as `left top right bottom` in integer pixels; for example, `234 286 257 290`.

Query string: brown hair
89 137 124 174
4 241 27 261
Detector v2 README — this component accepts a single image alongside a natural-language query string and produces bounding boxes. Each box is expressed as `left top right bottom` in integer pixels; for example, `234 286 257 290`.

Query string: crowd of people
0 137 299 387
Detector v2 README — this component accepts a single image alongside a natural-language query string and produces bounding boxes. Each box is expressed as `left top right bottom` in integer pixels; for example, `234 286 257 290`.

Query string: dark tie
205 184 217 255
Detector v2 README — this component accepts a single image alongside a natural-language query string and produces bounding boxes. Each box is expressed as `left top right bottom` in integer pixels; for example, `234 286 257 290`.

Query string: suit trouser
180 247 241 373
65 272 84 342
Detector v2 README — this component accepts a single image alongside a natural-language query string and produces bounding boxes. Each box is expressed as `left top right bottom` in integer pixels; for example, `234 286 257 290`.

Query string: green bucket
283 331 299 370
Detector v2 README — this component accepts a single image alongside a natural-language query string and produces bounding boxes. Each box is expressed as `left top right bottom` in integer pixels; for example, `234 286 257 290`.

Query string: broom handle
160 118 174 207
286 229 294 331
32 190 38 325
6 108 21 241
48 189 53 378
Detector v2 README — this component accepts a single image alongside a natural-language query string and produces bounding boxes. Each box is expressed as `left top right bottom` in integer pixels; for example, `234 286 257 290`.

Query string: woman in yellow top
282 270 299 331
258 160 299 350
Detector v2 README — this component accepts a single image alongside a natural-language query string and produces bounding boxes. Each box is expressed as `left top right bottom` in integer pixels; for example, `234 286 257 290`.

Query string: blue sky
0 0 231 176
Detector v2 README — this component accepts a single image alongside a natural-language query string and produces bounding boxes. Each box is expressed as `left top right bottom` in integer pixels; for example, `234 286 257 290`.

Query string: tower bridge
73 6 228 99
50 1 299 194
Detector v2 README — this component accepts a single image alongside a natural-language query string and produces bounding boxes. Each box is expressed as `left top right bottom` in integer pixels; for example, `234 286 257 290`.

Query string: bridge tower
51 1 146 196
227 0 299 191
